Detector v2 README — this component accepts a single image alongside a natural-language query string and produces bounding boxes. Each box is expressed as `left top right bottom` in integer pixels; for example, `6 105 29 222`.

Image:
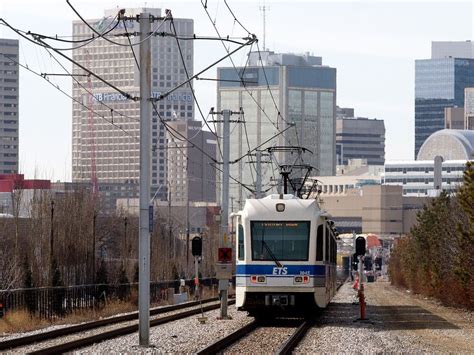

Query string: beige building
444 107 464 129
319 184 429 236
72 8 194 201
165 119 216 204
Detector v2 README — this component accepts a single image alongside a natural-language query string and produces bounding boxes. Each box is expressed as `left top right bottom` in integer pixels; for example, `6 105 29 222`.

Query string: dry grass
0 285 222 335
0 309 49 333
0 300 137 335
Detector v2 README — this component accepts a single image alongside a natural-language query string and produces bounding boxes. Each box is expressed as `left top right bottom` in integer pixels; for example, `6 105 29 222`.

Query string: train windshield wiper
261 239 282 268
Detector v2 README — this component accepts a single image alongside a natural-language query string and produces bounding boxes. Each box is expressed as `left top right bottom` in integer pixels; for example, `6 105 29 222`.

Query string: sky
0 0 473 181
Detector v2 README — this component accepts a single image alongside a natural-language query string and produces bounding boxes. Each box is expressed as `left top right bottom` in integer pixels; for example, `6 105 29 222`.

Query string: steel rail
0 296 223 351
196 320 259 355
275 319 314 355
276 276 349 354
28 299 235 355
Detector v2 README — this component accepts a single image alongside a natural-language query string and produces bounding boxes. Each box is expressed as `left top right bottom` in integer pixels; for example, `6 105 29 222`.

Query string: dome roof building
417 129 474 160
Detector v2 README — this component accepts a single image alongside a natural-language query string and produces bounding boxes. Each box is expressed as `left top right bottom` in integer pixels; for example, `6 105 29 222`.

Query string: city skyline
0 0 473 181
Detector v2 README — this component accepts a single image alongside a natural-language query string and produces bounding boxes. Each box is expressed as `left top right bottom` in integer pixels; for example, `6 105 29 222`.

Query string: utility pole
168 185 172 258
138 12 152 347
123 216 128 257
50 199 54 285
255 151 262 198
210 107 243 319
92 211 97 282
186 157 190 275
221 109 231 319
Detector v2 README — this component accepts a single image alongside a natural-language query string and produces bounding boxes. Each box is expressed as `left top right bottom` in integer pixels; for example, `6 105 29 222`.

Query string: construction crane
85 49 98 196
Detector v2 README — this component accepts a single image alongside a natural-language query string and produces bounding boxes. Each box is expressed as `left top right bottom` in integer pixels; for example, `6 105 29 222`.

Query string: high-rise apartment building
336 114 385 166
0 39 19 174
72 8 193 201
217 51 336 209
414 41 474 157
166 119 216 204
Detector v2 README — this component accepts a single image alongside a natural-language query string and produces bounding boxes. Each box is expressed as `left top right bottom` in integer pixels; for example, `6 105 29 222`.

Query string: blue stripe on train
236 264 326 276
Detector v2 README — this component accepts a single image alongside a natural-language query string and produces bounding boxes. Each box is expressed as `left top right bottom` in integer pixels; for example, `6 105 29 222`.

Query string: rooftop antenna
259 1 269 51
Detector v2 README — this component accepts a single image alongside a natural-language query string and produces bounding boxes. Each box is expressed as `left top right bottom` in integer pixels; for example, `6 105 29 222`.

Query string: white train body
232 194 337 314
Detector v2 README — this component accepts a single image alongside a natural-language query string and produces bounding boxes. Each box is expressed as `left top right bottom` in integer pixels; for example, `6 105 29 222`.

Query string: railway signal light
355 236 366 257
192 236 202 257
352 253 359 270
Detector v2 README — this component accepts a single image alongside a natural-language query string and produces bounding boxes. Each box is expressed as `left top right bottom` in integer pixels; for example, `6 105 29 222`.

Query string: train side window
238 224 244 260
325 226 330 262
316 225 323 261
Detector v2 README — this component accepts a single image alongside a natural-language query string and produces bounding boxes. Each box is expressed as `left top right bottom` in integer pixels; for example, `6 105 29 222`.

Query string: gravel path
296 280 473 353
77 305 253 354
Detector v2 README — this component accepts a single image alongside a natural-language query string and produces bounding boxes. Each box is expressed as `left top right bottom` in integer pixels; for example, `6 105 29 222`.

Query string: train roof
239 194 323 220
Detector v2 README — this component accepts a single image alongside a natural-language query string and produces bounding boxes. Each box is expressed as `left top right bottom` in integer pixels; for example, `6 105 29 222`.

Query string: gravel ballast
78 305 252 353
296 280 473 354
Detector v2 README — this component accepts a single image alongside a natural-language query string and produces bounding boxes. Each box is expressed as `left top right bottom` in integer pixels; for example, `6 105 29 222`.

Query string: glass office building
415 57 474 157
217 51 336 209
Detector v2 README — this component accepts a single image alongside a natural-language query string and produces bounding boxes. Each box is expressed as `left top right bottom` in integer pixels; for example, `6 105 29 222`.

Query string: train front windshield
251 221 310 261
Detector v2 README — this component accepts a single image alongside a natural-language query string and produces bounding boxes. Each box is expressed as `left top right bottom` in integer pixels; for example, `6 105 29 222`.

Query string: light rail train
232 194 338 316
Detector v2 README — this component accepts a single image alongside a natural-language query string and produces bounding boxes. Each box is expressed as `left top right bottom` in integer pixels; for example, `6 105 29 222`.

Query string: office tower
336 115 385 166
414 41 474 157
72 8 193 201
0 38 19 174
431 41 474 59
166 119 216 204
217 51 336 209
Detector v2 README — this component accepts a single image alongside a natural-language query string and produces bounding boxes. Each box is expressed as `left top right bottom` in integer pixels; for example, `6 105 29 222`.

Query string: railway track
196 318 314 355
0 296 233 353
198 277 349 354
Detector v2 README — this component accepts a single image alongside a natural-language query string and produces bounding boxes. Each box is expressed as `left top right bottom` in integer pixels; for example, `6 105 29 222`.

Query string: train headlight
251 275 257 283
276 203 285 212
294 276 303 283
303 275 310 284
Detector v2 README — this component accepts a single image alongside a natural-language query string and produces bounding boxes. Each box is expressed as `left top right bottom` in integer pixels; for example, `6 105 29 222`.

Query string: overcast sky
0 0 473 181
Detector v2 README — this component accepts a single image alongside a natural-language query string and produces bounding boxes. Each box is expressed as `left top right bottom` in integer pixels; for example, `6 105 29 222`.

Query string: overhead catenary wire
122 17 140 70
41 46 140 123
3 4 260 194
24 14 120 51
151 34 256 102
66 0 170 48
152 102 254 193
219 1 306 164
0 18 139 101
168 14 224 161
0 53 138 140
200 0 291 148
